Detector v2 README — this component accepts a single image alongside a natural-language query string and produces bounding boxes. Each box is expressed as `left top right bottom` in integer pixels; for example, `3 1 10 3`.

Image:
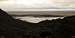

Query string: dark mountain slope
0 9 74 38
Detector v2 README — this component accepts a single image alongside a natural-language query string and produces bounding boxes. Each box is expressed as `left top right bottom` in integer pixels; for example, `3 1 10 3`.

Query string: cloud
0 0 75 11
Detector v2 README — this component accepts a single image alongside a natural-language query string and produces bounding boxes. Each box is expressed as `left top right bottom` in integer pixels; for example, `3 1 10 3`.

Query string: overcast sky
0 0 75 11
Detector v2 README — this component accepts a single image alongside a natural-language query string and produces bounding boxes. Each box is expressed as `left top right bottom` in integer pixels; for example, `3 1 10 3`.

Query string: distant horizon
7 11 75 16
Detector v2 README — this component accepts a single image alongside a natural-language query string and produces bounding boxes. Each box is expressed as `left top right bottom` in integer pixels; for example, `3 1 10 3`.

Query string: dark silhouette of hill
0 9 74 38
38 16 75 38
0 9 39 38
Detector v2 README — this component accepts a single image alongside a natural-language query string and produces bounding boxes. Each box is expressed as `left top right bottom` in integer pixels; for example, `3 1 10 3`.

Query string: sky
0 0 75 11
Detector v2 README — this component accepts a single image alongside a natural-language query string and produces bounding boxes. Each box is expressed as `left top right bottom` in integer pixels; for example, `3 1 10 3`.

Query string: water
14 16 64 23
